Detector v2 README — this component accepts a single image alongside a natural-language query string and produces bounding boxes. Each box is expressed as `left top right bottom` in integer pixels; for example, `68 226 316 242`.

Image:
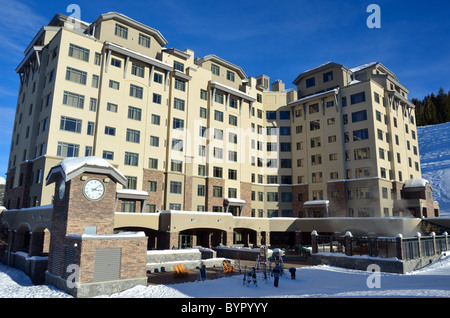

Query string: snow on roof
350 62 378 73
45 156 127 186
403 178 431 189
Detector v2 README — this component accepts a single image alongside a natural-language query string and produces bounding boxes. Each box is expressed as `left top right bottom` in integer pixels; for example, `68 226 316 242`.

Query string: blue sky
0 0 449 179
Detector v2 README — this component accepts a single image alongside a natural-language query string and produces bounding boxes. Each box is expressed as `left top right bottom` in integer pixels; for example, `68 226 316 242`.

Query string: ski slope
418 122 450 216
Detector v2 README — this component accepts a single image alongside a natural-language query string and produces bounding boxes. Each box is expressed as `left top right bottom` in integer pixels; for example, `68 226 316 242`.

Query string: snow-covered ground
418 122 450 216
1 253 450 298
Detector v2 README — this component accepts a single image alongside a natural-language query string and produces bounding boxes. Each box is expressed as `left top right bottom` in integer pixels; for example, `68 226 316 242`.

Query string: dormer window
115 23 128 39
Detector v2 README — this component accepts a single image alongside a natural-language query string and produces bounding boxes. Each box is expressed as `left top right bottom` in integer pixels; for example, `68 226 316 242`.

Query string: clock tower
44 157 148 297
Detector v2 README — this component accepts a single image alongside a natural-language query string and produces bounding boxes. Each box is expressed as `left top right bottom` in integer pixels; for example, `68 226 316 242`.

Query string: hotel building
4 12 440 219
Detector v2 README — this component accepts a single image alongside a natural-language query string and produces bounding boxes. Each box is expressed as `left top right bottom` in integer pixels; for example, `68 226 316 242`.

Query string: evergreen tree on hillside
411 88 450 126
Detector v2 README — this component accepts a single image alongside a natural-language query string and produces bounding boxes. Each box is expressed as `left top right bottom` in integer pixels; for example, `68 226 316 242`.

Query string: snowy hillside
417 122 450 216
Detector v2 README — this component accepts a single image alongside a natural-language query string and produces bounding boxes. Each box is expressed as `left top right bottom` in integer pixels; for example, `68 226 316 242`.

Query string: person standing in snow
272 263 281 287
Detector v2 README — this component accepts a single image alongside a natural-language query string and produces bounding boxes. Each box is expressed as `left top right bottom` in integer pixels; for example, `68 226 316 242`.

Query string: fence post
444 232 449 252
396 234 404 260
415 232 422 258
311 230 318 254
345 231 353 256
430 232 437 255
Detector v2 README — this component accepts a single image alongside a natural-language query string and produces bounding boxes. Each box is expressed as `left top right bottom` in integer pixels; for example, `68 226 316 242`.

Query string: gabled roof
195 54 247 79
92 12 168 47
292 62 351 85
46 156 127 186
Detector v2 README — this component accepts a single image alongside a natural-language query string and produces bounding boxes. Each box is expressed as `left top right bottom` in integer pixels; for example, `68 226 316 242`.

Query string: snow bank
2 254 450 298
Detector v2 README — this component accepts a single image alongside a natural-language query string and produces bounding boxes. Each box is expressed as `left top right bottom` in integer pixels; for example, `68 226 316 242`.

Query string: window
174 98 185 111
128 106 142 121
267 142 277 152
139 33 150 48
109 80 120 90
309 103 319 114
213 186 222 198
66 67 86 85
310 136 321 148
200 107 207 118
350 92 366 104
174 79 186 91
151 114 160 125
111 58 121 68
214 110 223 122
150 136 159 147
154 73 163 83
312 172 322 183
228 169 237 180
280 142 291 152
148 158 158 169
267 175 277 184
169 203 181 210
172 138 183 151
266 111 276 120
311 154 322 165
171 160 182 172
107 102 118 112
354 147 370 160
323 71 333 82
153 93 161 104
173 118 184 129
131 63 145 77
306 77 315 88
126 129 140 143
228 188 237 199
104 126 116 136
198 164 206 176
173 61 184 72
227 70 235 82
267 192 278 202
130 84 143 99
92 75 99 88
229 115 237 126
213 166 222 178
215 93 224 104
60 116 82 133
94 52 101 66
355 167 371 178
352 110 367 122
374 92 380 103
170 181 182 194
125 176 137 190
213 147 223 159
211 64 220 76
57 142 79 157
310 120 320 131
356 187 373 199
280 111 290 120
200 89 207 100
229 132 238 144
197 184 205 196
115 23 128 39
124 152 139 166
228 151 237 162
103 151 114 160
68 44 89 62
63 91 84 109
353 128 369 141
87 122 94 136
280 126 291 135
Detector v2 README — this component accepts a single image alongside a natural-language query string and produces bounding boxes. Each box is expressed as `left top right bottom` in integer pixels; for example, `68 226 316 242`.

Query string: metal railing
313 232 449 261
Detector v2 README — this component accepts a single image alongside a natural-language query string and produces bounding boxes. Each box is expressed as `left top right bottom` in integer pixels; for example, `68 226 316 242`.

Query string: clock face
83 179 105 201
58 180 66 200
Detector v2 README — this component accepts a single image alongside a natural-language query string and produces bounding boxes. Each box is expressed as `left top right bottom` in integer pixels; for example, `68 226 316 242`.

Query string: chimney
271 80 285 92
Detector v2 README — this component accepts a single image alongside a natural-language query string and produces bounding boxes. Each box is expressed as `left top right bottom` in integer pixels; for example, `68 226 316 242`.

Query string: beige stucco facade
5 12 439 221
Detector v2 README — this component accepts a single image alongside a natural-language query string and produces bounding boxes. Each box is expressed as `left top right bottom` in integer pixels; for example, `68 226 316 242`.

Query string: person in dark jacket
272 263 281 287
